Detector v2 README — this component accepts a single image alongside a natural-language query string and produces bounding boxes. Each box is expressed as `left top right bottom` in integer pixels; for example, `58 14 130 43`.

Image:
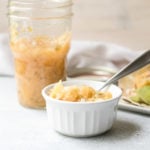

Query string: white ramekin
42 80 122 137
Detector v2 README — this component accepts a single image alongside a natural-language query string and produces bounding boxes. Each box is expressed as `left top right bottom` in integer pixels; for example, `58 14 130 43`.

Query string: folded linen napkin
0 33 141 76
67 41 140 73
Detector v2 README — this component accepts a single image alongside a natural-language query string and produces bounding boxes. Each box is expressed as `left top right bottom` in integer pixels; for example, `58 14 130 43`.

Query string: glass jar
8 0 73 108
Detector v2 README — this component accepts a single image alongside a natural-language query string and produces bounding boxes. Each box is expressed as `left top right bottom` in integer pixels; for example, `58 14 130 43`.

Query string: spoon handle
99 49 150 91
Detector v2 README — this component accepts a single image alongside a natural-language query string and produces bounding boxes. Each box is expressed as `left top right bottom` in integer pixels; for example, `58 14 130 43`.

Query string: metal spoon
99 49 150 91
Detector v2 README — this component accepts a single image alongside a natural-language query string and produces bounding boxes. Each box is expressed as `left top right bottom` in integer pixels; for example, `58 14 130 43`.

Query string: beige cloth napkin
0 34 141 76
67 41 141 75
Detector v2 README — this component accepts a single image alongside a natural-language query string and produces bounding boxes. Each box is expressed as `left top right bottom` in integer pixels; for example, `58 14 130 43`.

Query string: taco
119 64 150 106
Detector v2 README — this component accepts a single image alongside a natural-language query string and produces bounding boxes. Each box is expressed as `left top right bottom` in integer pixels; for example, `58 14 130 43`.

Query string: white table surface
0 77 150 150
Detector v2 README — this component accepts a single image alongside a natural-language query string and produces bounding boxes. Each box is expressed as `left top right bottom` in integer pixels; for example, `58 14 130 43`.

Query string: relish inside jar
11 33 71 108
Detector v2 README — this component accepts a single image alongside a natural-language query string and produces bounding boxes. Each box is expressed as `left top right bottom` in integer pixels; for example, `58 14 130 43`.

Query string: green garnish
130 95 141 103
137 86 150 105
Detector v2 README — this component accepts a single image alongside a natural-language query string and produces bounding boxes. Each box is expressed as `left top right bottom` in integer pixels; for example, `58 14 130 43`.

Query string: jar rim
8 0 73 19
8 0 73 9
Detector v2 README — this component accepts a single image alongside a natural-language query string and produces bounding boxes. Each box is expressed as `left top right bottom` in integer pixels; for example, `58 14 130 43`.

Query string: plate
119 99 150 115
